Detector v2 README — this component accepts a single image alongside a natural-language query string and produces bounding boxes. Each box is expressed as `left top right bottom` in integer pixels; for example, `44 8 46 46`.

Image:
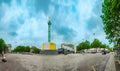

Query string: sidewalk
105 53 116 71
115 60 120 71
114 52 120 71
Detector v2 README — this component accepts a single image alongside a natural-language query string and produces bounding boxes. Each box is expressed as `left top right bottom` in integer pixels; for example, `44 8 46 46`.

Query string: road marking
91 65 96 71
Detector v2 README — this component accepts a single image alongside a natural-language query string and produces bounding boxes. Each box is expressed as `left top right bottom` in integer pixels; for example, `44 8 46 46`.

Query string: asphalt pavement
0 53 111 71
0 54 28 71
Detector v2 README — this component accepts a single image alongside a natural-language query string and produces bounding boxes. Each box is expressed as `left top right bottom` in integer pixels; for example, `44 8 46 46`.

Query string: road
0 53 110 71
0 54 28 71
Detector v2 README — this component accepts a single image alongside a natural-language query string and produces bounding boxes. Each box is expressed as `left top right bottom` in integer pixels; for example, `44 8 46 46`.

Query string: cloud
0 0 112 48
8 32 17 36
0 0 11 5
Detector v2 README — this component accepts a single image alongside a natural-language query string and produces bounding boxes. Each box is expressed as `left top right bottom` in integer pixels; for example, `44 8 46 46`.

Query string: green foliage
107 47 113 52
101 0 120 44
100 44 107 48
101 43 113 51
0 38 7 53
85 40 91 49
77 42 85 51
13 46 40 54
25 46 30 52
77 38 112 51
113 44 120 50
13 46 30 52
91 39 102 48
32 48 40 54
77 40 90 51
0 38 5 50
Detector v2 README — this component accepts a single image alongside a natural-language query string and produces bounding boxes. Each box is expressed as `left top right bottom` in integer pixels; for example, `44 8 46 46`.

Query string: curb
104 53 116 71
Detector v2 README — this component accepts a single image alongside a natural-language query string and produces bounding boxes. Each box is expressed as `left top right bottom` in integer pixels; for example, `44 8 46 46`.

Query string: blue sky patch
0 0 112 48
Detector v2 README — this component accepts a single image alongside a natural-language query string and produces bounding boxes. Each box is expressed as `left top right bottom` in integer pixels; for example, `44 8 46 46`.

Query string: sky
0 0 112 48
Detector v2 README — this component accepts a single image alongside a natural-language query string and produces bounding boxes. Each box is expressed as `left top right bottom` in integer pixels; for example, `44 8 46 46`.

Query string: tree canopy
100 43 107 48
101 0 120 44
77 39 112 51
0 38 5 51
91 39 101 48
13 46 30 52
13 45 40 53
77 40 91 51
32 48 40 54
0 38 7 53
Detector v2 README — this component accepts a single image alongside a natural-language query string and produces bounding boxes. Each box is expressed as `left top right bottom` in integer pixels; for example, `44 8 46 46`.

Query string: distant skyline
0 0 112 48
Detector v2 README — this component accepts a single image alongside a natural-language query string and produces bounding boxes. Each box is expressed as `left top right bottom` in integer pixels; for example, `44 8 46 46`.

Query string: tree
13 46 30 52
84 40 91 49
113 44 119 50
77 39 112 52
106 45 113 52
77 40 91 51
0 38 7 54
32 48 40 54
91 39 102 48
101 0 120 44
24 46 30 52
100 43 107 48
